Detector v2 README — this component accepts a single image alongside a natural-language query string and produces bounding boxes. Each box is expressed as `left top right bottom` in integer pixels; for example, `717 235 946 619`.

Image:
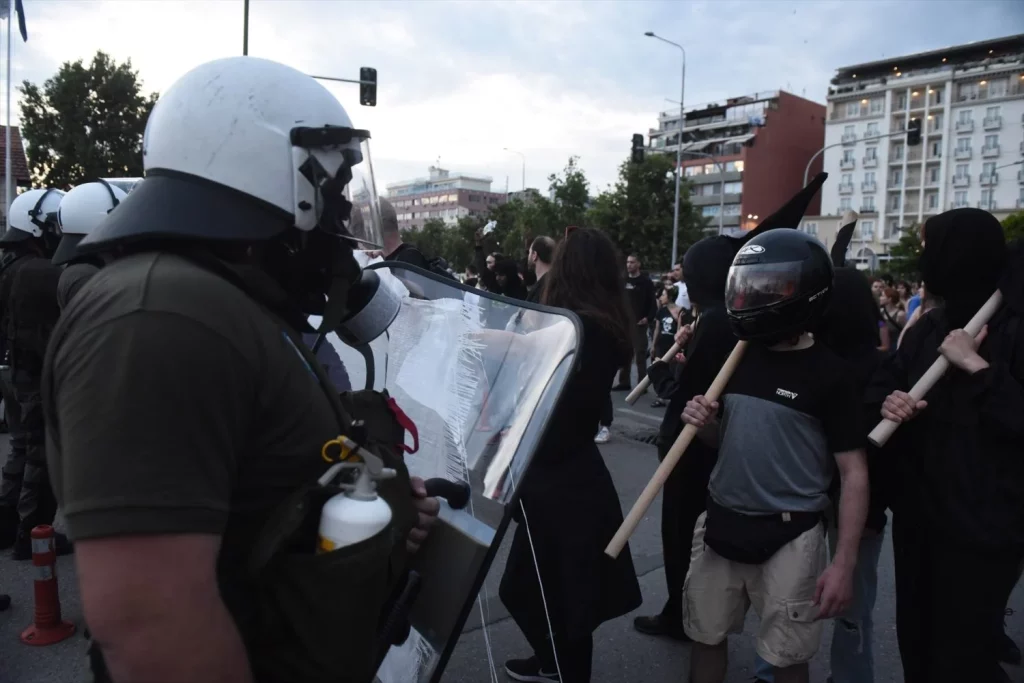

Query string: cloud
0 0 1017 194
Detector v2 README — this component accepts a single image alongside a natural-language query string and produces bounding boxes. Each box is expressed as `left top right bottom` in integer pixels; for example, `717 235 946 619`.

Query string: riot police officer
51 179 128 308
43 56 439 683
0 187 71 558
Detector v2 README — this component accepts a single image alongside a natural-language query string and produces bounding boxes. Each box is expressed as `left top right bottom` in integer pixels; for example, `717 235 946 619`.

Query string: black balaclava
683 236 733 307
815 268 881 356
919 208 1006 329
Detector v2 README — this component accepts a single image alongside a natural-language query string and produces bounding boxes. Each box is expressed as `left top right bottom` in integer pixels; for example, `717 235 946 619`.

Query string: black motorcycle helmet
725 229 834 342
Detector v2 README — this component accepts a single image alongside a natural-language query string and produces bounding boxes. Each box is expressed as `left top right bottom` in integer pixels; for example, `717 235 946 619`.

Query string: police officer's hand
407 476 440 554
881 391 926 423
682 395 717 429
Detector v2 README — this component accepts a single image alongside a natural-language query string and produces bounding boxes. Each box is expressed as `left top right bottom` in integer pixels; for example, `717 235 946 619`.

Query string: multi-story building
385 166 506 231
821 33 1024 269
649 90 826 235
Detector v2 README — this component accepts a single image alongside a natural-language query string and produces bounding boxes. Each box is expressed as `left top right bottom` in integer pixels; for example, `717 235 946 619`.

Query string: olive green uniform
44 251 411 681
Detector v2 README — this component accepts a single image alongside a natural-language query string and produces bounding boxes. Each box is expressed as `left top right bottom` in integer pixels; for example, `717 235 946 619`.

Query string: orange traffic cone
20 525 75 646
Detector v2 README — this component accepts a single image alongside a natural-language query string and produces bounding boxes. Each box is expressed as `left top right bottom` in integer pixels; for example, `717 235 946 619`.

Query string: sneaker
633 613 691 641
651 398 666 408
594 426 611 444
504 656 559 682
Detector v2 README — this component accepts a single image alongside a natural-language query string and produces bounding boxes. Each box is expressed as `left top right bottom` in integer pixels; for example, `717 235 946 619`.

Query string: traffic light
360 67 377 107
631 133 645 164
906 118 922 146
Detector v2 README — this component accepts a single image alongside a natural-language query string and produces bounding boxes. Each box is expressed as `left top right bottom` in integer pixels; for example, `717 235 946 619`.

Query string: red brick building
649 90 826 235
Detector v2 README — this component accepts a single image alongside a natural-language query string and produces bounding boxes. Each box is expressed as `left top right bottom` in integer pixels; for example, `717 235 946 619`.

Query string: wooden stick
626 341 681 405
868 289 1003 447
606 340 748 558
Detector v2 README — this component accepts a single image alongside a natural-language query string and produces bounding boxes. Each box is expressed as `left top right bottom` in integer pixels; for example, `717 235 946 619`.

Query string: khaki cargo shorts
682 511 827 669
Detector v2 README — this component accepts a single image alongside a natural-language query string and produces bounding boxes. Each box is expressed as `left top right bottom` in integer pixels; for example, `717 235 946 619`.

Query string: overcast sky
4 0 1021 193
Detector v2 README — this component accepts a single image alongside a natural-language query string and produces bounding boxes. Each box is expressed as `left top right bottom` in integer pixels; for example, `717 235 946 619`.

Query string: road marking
615 407 663 424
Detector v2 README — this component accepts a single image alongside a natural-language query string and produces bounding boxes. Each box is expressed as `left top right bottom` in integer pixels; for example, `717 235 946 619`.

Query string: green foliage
881 223 922 282
547 156 589 229
400 215 487 272
586 153 707 272
1002 211 1024 243
20 51 157 189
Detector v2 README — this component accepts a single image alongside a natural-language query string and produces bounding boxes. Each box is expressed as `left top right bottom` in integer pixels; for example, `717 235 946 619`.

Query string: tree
548 156 590 229
20 51 158 189
881 223 922 282
587 153 706 272
1002 211 1024 243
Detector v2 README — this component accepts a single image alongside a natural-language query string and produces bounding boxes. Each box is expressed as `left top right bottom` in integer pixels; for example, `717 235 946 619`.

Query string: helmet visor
726 261 802 312
343 136 383 249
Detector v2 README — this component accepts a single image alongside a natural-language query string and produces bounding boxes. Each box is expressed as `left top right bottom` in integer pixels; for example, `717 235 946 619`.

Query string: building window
928 113 943 130
723 204 741 216
723 181 743 194
986 105 1001 120
958 110 972 124
844 124 854 136
926 193 938 210
895 93 907 110
870 98 884 115
703 164 715 174
684 166 700 177
958 82 979 101
702 205 720 217
891 169 903 185
846 101 860 117
863 196 876 211
890 194 901 210
865 171 876 184
929 140 942 158
954 190 967 205
860 220 875 239
840 197 852 211
928 166 941 183
957 137 971 151
987 79 1008 98
841 173 852 185
955 163 968 177
732 160 745 172
981 189 994 204
984 134 999 149
930 87 944 105
983 161 996 176
802 222 818 236
865 147 877 160
842 150 855 163
892 143 904 160
886 219 900 239
867 122 879 136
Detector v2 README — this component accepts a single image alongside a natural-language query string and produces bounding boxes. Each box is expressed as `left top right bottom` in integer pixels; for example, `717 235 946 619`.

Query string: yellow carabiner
320 436 354 464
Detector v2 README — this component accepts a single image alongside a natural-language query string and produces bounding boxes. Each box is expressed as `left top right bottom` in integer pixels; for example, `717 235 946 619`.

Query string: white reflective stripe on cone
31 537 52 555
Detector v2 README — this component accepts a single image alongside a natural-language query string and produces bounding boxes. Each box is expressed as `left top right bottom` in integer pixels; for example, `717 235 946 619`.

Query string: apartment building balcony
864 129 881 140
951 200 969 209
982 145 1000 158
978 200 997 211
952 175 970 188
980 173 999 186
863 157 878 168
955 148 973 161
1019 169 1024 184
906 151 923 163
889 155 904 165
859 203 877 213
841 134 857 145
955 119 974 133
838 183 854 194
984 116 1003 131
861 181 877 193
840 158 855 171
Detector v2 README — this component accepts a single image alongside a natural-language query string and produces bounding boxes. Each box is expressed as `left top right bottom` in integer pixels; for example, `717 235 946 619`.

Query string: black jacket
624 272 656 323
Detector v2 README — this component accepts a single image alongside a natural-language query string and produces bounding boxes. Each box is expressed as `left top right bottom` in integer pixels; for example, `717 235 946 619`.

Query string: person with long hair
500 227 641 683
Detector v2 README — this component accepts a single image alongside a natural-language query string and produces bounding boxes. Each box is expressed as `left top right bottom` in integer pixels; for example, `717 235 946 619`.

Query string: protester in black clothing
379 198 431 269
615 254 656 389
494 259 528 300
634 236 737 640
464 264 479 288
527 236 555 304
869 208 1024 683
501 227 641 683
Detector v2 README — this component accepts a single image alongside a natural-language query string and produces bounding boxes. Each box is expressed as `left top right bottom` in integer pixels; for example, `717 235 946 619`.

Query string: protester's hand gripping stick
606 340 748 558
867 289 1003 447
625 341 681 405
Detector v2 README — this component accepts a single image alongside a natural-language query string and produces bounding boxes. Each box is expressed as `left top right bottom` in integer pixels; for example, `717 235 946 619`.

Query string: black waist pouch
703 497 821 565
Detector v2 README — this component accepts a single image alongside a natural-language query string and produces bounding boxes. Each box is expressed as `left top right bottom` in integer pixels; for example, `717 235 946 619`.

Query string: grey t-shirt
57 262 100 309
709 341 863 515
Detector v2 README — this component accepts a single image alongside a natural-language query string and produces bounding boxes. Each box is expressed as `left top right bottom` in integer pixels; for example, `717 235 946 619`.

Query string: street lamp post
243 0 250 56
681 150 726 235
646 31 686 268
504 148 526 193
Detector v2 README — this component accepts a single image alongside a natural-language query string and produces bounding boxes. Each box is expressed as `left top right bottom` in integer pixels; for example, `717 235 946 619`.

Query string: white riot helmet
1 188 65 247
52 180 127 265
78 56 397 340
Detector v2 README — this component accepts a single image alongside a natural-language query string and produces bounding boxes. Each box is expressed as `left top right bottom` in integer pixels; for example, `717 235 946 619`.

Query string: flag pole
5 5 11 218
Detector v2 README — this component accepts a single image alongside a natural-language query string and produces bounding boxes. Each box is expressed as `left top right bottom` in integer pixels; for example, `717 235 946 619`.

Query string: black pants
0 370 54 531
658 438 716 622
517 619 594 683
893 512 1022 683
600 394 613 428
617 325 648 387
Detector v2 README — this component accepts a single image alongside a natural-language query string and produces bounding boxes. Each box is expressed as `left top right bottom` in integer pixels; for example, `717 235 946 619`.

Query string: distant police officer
43 56 439 683
0 187 71 558
51 179 128 308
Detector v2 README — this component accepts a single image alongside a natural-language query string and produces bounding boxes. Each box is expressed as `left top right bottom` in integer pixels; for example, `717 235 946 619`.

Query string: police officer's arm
49 314 256 682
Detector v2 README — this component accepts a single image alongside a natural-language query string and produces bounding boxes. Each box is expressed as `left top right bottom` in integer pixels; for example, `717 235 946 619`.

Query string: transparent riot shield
308 260 580 683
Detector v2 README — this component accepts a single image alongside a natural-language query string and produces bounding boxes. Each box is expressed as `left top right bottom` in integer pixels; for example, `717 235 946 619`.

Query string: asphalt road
1 396 1023 682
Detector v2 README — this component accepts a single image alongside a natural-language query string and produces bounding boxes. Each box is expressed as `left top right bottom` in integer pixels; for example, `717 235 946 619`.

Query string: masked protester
42 57 439 683
500 228 641 683
633 235 738 641
0 188 70 559
681 229 869 683
869 208 1024 683
51 180 128 308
